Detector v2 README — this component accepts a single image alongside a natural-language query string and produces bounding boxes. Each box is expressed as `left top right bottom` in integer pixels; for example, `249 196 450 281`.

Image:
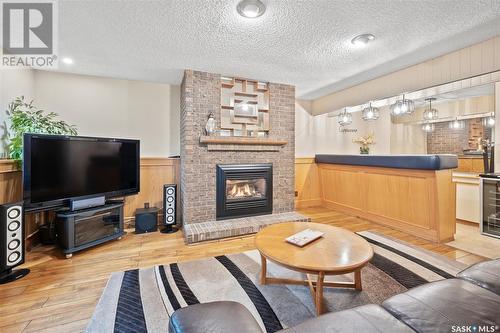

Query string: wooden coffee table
255 222 373 315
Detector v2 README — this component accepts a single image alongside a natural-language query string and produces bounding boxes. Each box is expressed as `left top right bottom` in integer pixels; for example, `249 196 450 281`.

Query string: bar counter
315 154 458 170
314 154 458 243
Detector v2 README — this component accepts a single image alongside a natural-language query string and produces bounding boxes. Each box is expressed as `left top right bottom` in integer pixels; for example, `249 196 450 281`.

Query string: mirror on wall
316 74 498 157
392 83 495 156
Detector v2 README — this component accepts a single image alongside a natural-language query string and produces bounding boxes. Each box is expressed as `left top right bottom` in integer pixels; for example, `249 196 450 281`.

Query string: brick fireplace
180 70 305 242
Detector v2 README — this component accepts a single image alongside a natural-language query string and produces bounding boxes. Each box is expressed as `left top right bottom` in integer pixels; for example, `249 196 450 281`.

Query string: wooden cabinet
457 158 472 172
456 157 485 173
453 172 480 223
471 159 485 173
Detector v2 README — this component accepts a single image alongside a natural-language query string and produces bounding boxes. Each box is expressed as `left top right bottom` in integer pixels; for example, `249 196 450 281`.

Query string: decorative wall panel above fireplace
220 77 270 136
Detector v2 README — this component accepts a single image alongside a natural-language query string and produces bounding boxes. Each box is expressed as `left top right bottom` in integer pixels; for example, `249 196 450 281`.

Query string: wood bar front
317 163 456 243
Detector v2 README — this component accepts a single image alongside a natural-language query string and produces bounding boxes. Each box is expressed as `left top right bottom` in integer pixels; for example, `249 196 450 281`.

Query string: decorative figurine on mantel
353 133 376 154
205 113 216 135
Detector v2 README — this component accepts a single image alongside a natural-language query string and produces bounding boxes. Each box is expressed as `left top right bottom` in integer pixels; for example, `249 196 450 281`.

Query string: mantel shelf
200 136 287 146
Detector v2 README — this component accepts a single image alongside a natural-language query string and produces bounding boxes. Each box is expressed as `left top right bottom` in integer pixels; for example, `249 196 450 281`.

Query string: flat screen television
23 133 140 211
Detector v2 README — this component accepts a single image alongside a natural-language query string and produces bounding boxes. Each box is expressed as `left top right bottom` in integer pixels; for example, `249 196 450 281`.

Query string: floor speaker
135 204 158 234
0 202 30 284
161 184 179 233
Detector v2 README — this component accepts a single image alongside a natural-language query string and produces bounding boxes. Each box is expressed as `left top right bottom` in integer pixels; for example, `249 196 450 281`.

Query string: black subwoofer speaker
135 204 158 234
161 184 178 234
0 202 30 284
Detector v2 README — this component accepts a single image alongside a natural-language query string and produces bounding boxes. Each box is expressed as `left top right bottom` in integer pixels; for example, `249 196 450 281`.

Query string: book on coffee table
286 229 324 247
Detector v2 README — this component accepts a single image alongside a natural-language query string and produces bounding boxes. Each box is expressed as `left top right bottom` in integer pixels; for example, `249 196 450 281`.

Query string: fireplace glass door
226 178 267 201
216 164 273 220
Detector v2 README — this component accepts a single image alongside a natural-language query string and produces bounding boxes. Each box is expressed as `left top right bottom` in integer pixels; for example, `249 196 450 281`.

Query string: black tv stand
56 202 124 258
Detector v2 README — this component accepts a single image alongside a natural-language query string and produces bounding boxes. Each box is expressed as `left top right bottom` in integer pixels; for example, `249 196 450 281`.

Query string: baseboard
456 219 480 227
295 198 323 208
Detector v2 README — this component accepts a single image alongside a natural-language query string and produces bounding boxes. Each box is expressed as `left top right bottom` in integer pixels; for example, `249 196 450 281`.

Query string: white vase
205 114 216 135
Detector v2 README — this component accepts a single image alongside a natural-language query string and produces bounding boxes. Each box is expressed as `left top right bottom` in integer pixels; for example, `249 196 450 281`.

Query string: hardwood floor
0 206 485 333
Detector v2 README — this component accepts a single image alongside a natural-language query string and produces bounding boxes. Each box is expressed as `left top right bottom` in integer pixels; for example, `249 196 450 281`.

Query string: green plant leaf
4 96 78 165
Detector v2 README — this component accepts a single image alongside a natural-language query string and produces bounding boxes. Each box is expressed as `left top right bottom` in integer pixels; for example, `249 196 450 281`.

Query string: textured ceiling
51 0 500 98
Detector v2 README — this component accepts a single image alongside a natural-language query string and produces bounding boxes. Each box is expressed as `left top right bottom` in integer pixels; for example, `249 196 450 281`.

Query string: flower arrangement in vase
353 133 375 154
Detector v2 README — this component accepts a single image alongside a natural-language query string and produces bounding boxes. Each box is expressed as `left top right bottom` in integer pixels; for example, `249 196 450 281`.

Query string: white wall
390 123 427 154
295 102 316 157
32 71 180 157
0 69 35 157
295 104 396 157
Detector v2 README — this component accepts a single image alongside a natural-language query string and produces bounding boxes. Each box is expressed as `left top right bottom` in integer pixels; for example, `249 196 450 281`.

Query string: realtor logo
1 0 58 67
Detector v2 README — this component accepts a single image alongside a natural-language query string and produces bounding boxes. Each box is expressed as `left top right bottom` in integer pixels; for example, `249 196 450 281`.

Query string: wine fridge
480 174 500 238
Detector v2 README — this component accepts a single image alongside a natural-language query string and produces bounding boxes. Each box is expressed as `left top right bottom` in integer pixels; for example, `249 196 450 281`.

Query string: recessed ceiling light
62 57 73 65
351 34 375 47
237 0 266 18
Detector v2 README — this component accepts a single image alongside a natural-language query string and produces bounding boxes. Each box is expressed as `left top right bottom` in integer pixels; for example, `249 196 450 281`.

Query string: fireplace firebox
216 164 272 220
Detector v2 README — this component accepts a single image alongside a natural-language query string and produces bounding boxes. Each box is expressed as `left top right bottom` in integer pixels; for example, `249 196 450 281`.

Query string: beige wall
1 70 180 158
313 36 500 115
32 71 180 157
0 69 36 157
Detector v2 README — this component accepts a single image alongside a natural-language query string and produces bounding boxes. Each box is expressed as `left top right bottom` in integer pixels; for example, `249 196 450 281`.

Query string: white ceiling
51 0 500 99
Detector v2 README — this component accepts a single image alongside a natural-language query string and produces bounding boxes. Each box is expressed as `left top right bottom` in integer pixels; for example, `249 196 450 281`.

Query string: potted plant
5 96 77 165
353 133 375 154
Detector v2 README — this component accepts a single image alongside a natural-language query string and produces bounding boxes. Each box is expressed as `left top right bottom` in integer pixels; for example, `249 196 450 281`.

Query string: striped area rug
86 231 467 333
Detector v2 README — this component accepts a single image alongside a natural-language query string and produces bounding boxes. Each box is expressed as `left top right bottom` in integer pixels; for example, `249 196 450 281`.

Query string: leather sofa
169 259 500 333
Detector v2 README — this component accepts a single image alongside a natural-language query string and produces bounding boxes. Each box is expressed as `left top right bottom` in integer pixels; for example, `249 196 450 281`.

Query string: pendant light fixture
423 98 438 121
483 115 495 128
338 108 352 126
390 94 415 116
362 102 380 121
449 118 465 130
237 0 266 18
422 122 435 133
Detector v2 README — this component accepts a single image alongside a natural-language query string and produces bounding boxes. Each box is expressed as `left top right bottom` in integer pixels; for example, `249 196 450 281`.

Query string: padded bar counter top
315 154 458 170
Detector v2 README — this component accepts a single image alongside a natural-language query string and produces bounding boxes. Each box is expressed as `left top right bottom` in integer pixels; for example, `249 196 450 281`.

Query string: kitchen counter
457 156 486 173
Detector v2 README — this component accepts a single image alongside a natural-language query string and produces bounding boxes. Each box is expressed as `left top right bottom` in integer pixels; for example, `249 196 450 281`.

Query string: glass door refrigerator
480 174 500 238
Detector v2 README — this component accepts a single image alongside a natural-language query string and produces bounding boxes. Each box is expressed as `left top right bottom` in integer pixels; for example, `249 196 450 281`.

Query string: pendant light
362 102 380 121
422 122 435 133
338 108 352 126
390 94 415 116
423 98 438 121
483 115 495 128
449 118 465 130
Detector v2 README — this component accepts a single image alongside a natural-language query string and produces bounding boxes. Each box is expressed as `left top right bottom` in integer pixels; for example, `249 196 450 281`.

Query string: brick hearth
180 70 299 241
184 212 310 244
